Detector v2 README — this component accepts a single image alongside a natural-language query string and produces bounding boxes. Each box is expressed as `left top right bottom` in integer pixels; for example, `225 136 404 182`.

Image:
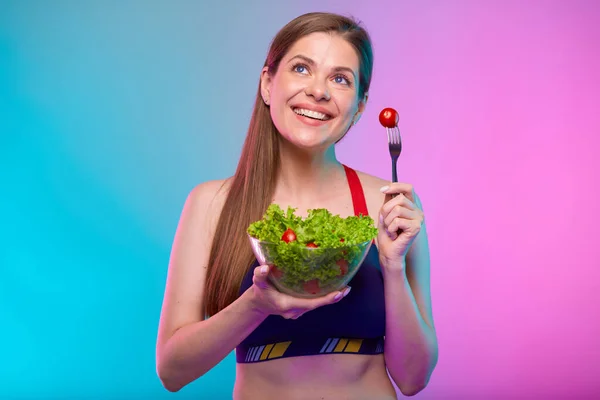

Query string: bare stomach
233 353 397 400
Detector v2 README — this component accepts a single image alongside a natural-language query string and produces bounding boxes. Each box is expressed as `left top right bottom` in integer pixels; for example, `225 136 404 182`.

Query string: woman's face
261 32 366 150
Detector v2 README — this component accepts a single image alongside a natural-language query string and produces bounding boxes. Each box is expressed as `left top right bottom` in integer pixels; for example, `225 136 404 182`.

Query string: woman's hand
377 183 425 270
249 265 351 319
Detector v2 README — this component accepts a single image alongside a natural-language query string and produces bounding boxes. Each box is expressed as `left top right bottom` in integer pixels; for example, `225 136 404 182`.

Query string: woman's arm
156 180 260 392
382 193 438 396
157 290 267 392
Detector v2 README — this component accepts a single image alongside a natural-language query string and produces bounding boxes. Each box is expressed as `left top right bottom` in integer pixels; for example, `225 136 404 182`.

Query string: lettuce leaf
248 204 377 246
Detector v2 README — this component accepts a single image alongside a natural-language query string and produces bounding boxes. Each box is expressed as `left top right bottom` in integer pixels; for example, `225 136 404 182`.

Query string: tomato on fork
379 107 399 128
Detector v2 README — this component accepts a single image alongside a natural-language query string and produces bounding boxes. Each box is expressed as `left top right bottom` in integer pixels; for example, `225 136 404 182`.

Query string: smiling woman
156 11 437 400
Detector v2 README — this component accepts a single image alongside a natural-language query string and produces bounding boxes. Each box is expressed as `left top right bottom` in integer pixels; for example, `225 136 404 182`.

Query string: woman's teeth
293 108 331 121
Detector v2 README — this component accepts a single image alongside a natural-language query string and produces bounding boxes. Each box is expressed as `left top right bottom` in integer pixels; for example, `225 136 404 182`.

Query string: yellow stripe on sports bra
268 341 292 359
333 338 348 352
259 344 274 360
344 339 363 353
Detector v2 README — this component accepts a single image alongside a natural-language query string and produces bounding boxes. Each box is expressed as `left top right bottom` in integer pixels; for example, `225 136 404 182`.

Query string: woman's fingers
285 286 350 318
253 266 352 319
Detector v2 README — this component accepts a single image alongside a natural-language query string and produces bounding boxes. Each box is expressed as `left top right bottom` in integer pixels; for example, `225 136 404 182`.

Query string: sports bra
236 165 386 363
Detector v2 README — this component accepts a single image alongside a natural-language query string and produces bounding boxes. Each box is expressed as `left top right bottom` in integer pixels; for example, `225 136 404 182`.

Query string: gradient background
1 0 599 399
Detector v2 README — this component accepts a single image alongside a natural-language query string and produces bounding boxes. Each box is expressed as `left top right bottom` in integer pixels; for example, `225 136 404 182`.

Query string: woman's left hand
377 183 425 271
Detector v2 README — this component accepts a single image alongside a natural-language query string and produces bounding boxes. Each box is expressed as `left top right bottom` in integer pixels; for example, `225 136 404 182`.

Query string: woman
156 12 438 399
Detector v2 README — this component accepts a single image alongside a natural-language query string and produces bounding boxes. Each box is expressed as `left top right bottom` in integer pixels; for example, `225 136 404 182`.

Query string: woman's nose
305 79 331 101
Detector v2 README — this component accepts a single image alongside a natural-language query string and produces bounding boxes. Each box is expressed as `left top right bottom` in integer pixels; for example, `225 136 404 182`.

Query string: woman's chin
279 128 342 151
281 136 332 152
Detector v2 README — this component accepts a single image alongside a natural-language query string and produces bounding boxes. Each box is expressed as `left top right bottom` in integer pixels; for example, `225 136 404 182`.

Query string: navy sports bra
236 165 386 363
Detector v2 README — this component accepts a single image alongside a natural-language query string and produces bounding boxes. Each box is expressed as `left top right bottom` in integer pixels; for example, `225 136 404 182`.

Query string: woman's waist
234 353 396 399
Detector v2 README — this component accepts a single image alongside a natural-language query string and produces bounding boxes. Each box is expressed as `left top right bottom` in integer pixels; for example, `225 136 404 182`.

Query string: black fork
386 125 402 185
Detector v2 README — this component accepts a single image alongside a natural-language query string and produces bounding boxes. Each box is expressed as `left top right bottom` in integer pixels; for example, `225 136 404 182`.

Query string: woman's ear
260 66 272 106
353 92 369 125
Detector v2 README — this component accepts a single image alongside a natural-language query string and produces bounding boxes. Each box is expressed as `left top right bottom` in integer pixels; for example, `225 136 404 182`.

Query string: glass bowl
248 234 373 298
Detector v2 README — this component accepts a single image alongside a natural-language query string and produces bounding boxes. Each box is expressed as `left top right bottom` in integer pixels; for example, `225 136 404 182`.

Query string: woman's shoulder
188 177 233 201
352 168 423 214
184 177 234 224
353 169 390 190
351 169 389 217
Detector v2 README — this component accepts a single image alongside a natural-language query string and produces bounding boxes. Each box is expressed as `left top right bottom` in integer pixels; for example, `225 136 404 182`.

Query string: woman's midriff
233 353 397 400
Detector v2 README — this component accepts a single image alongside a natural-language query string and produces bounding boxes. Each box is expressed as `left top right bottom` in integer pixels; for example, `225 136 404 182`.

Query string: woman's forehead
283 32 359 72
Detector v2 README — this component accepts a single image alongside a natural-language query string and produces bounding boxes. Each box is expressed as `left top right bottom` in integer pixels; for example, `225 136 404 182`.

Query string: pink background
337 1 600 398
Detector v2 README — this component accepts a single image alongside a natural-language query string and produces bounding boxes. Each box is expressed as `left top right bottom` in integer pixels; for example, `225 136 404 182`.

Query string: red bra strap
343 164 369 217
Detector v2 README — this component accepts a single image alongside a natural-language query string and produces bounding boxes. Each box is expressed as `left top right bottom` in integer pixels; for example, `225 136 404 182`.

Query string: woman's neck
274 139 346 206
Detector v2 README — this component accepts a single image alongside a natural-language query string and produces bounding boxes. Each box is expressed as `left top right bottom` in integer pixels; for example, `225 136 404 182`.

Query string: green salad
247 204 378 294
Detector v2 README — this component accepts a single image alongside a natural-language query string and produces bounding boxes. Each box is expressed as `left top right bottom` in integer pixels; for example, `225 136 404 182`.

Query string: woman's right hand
250 265 351 319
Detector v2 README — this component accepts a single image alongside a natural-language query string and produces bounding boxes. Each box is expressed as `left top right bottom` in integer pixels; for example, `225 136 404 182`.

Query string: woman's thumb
252 265 270 289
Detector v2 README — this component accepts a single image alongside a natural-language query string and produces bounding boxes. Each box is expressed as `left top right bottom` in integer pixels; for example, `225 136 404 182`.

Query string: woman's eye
294 65 308 74
334 75 349 85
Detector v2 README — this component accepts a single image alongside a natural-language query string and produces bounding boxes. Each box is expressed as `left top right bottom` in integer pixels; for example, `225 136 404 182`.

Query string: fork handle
390 157 403 235
390 157 399 199
391 157 398 184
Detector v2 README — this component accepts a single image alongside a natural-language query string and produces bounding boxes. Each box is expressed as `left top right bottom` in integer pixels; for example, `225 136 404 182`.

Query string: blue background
2 1 374 398
0 1 292 398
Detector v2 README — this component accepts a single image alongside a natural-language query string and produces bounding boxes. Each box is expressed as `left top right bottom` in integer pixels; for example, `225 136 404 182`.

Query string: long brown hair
203 12 374 317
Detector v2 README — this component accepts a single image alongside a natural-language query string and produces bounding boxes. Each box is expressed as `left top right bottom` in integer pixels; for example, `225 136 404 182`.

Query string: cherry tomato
303 279 320 295
270 265 284 279
306 242 319 248
379 107 399 128
339 238 345 243
336 259 349 276
281 228 297 243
